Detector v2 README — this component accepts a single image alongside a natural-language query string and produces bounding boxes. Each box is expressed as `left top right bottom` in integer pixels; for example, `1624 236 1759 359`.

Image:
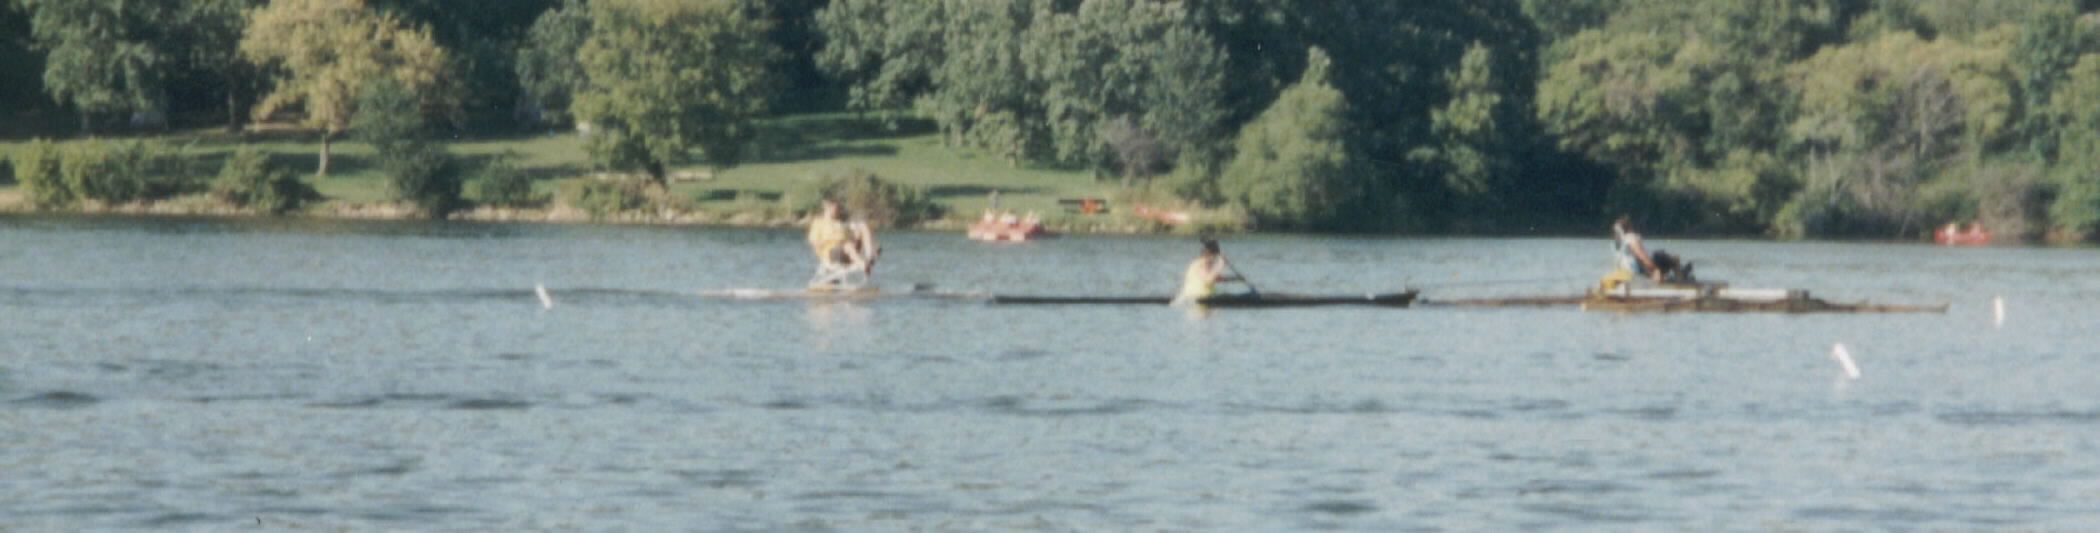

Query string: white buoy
1992 295 2005 329
536 283 554 310
1830 343 1860 380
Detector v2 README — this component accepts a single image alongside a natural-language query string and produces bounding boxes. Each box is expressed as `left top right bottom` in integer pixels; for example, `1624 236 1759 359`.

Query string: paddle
1223 257 1260 297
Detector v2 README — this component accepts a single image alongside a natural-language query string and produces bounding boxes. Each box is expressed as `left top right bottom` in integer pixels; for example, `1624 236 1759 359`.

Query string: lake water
3 215 2096 531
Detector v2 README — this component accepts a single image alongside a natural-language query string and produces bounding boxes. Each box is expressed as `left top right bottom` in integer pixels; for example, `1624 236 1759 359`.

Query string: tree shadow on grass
696 189 782 202
515 164 585 182
177 129 325 148
185 151 235 178
771 114 935 142
926 184 1049 199
745 135 899 163
264 151 374 178
741 115 938 164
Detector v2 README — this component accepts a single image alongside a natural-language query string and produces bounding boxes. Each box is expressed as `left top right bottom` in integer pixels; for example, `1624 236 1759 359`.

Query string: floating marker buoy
536 283 554 310
1830 343 1860 380
1992 295 2005 328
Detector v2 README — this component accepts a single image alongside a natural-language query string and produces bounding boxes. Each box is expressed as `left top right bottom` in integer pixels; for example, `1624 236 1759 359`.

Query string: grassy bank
0 114 1208 232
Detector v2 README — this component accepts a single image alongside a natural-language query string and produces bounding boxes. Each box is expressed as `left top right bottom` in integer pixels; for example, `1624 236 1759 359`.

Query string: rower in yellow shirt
807 199 878 288
1173 237 1247 305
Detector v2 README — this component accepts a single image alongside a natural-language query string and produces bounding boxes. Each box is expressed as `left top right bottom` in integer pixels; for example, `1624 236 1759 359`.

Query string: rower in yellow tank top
1174 237 1244 304
797 199 873 283
807 199 851 263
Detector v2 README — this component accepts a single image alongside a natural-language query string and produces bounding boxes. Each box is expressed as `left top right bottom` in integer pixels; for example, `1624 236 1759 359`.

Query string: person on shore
1174 236 1245 305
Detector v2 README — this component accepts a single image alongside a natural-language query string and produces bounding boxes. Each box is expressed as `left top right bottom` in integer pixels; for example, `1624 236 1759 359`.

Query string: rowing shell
989 290 1419 308
698 284 983 301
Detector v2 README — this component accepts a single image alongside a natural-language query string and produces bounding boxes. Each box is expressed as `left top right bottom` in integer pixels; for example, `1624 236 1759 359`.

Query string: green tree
12 0 263 132
815 0 1554 228
736 0 838 113
15 0 169 132
1418 42 1512 202
1521 0 1623 43
1841 0 1930 41
1218 49 1362 230
351 78 433 154
1783 32 2013 236
1533 0 1856 231
169 0 264 132
240 0 458 177
813 0 944 120
571 0 780 187
920 0 1037 164
1536 30 1692 180
2044 54 2100 238
354 78 462 217
817 0 1230 176
1900 0 2044 40
0 2 50 113
1022 0 1228 179
514 0 589 125
1186 0 1548 228
2010 0 2086 160
372 0 557 128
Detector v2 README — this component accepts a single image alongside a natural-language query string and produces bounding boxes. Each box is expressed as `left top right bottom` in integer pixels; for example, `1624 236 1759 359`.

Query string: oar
1223 258 1260 297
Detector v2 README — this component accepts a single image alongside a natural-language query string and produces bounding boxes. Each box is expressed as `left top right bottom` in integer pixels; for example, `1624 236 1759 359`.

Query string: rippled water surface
3 215 2097 531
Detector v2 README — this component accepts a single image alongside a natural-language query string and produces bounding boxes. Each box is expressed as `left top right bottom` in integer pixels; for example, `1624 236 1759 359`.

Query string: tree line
5 0 2100 238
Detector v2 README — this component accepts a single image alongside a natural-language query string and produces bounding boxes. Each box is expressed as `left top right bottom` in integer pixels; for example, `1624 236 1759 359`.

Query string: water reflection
1177 301 1212 320
803 300 871 335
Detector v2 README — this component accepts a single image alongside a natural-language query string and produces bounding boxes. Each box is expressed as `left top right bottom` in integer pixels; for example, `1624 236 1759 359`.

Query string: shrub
112 140 197 201
471 153 543 208
16 140 68 209
781 169 942 226
212 147 318 214
562 178 651 219
353 77 465 218
1948 162 2042 240
1217 48 1360 230
59 142 126 203
384 148 466 218
52 140 196 205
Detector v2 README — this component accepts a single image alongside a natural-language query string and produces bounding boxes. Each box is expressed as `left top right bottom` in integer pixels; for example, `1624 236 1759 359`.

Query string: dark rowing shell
988 290 1420 308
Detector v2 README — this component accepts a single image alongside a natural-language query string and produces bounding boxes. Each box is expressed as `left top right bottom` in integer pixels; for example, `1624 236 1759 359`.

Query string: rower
1608 215 1692 287
1173 236 1246 305
807 199 876 288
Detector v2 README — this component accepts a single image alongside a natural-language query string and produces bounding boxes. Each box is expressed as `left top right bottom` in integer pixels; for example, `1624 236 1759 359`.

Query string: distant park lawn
0 114 1132 227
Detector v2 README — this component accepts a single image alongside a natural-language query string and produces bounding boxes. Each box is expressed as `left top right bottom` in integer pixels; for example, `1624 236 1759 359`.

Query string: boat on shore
1425 284 1947 313
990 290 1419 308
1933 223 1992 245
968 211 1047 241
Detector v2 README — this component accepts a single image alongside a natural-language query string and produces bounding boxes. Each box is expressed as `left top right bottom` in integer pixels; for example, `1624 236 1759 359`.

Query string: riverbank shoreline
0 191 1183 235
